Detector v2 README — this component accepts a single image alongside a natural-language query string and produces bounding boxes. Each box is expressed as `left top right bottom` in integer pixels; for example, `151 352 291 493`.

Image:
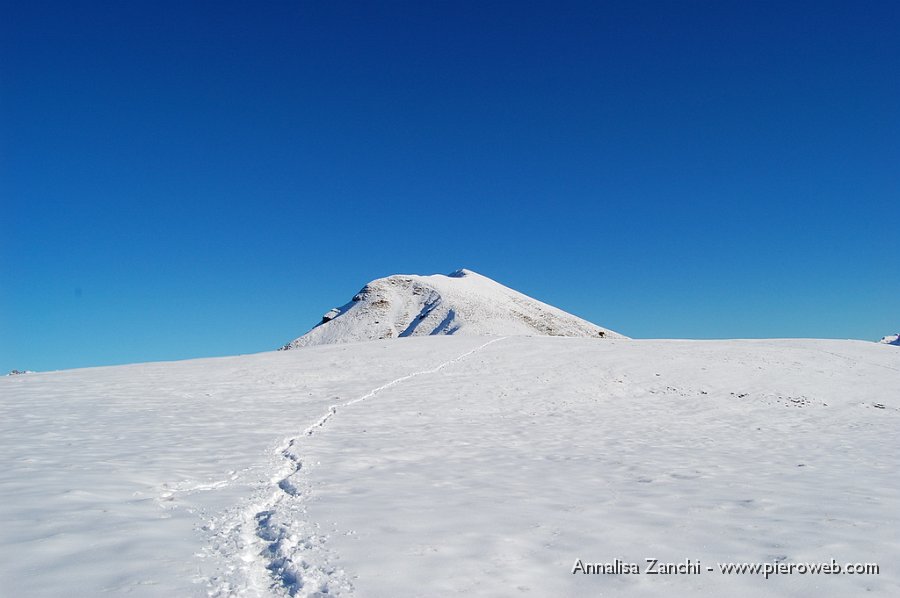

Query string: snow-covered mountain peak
280 269 626 349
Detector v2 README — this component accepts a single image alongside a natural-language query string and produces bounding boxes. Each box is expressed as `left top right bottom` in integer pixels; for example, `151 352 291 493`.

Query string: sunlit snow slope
280 269 624 349
2 337 898 597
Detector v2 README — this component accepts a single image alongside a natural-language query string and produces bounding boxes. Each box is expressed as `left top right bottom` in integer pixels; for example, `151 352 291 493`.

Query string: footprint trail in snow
205 337 506 597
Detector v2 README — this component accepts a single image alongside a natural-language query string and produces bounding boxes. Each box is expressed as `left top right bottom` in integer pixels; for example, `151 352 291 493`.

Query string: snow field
1 336 898 596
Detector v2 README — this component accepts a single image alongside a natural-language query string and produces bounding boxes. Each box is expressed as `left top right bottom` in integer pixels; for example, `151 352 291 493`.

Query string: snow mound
879 333 900 346
281 268 625 349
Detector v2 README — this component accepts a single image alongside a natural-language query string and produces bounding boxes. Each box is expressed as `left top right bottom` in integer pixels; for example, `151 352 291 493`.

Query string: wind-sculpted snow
1 337 899 597
281 269 624 349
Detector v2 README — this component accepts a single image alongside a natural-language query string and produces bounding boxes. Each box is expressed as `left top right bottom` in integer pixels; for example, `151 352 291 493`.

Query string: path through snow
207 337 506 597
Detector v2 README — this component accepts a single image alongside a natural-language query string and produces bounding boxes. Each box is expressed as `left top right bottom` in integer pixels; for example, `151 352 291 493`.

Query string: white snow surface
879 333 900 346
2 336 899 597
281 269 624 349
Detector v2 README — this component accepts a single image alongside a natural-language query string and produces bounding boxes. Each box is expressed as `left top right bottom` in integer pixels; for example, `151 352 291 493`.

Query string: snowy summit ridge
281 268 625 349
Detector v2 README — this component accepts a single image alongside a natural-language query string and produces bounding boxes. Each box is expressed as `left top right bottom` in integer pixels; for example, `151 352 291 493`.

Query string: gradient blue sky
2 1 898 372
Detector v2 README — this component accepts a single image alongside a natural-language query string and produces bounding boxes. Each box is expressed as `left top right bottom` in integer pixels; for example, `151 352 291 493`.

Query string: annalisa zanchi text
572 558 879 578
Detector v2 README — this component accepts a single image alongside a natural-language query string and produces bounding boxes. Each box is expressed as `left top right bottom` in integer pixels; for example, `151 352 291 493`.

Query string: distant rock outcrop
879 333 900 346
281 269 626 349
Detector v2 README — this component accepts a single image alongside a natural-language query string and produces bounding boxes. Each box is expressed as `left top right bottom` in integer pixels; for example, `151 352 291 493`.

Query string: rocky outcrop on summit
280 269 626 349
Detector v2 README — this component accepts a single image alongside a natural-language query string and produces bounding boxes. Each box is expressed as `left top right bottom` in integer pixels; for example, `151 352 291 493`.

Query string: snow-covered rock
879 333 900 346
281 268 625 349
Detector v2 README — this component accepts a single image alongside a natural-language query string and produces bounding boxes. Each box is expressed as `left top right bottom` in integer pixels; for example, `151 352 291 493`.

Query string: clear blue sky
2 1 898 372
